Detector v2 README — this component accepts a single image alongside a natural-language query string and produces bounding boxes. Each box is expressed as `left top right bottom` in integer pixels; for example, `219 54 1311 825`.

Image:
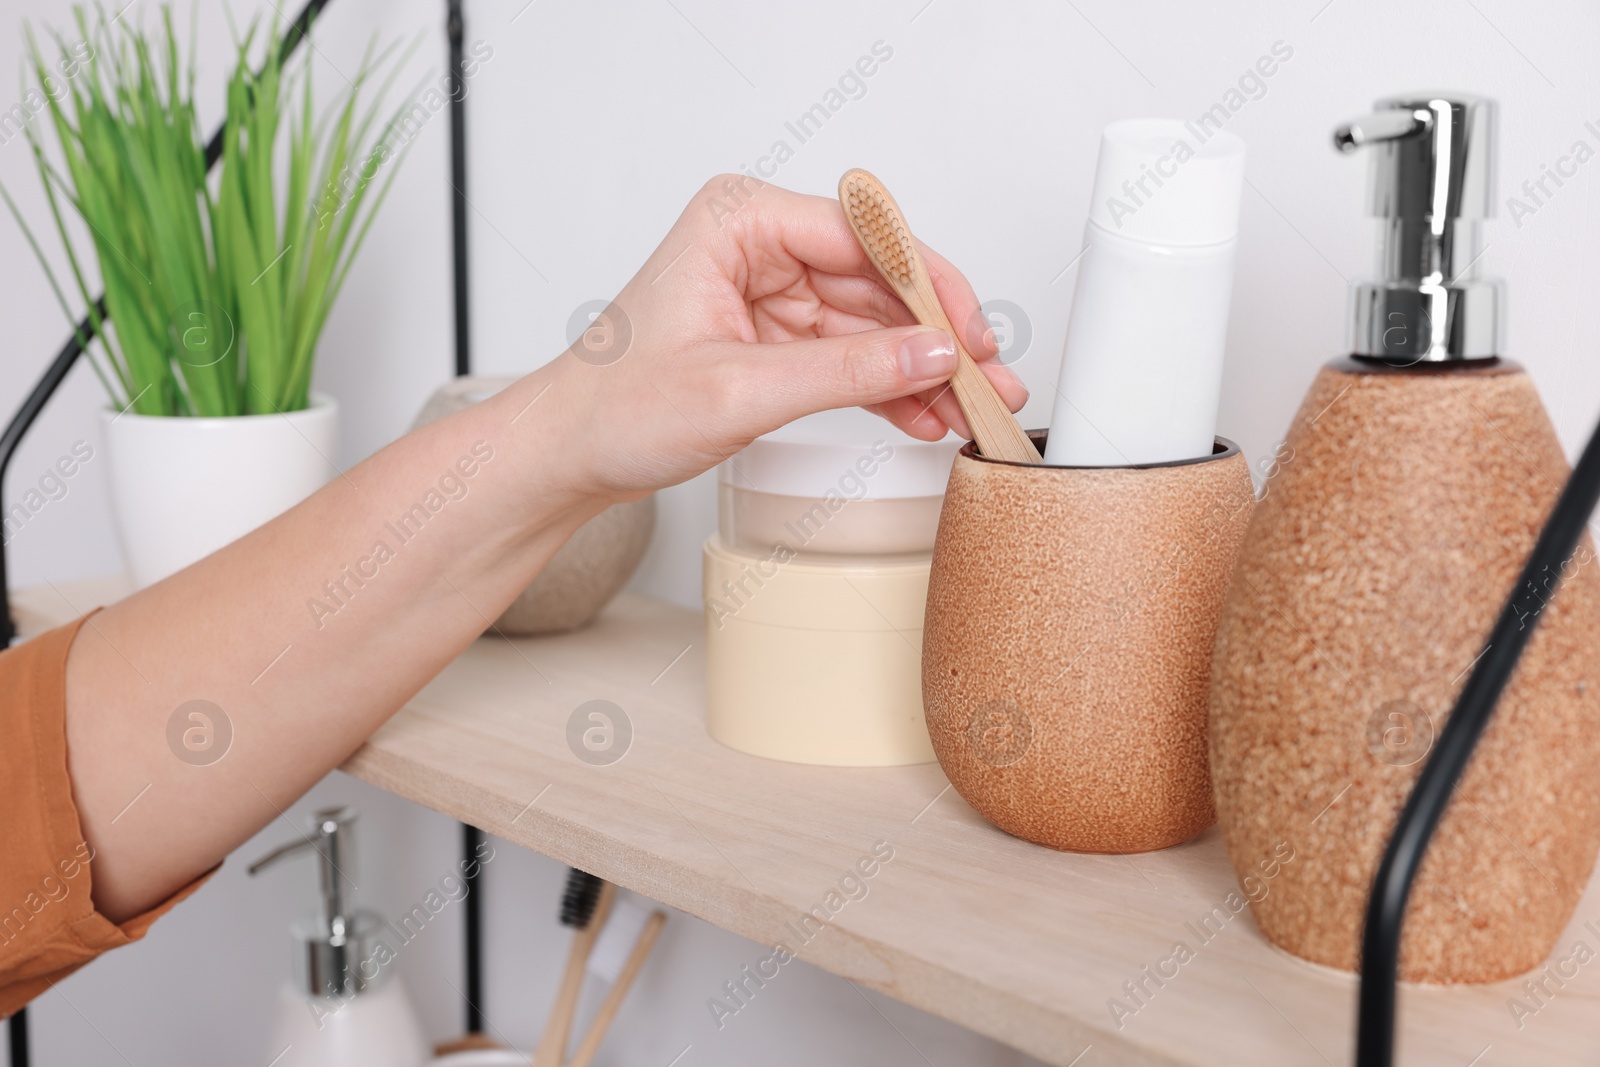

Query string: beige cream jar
703 410 959 766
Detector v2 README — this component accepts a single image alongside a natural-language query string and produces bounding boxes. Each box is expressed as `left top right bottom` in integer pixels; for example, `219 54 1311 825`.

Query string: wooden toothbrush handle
564 910 667 1067
901 276 1040 465
533 881 616 1067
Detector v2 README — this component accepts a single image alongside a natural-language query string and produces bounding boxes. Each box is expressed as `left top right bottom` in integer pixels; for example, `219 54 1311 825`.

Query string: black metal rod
462 823 486 1032
447 0 471 379
446 0 485 1037
1357 410 1600 1065
0 0 331 649
7 1007 28 1067
0 299 100 647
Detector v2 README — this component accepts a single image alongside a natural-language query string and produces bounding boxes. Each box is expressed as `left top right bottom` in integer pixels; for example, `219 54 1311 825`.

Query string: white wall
3 0 1600 1063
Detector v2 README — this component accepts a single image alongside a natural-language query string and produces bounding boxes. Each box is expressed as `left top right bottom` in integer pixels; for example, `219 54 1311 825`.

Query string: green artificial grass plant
2 5 412 416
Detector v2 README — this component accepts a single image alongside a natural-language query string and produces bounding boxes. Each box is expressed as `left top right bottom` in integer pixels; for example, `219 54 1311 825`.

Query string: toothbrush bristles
560 869 604 927
844 176 914 287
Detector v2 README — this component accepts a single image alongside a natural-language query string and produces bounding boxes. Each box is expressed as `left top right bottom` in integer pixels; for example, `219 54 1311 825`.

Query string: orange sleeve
0 612 215 1017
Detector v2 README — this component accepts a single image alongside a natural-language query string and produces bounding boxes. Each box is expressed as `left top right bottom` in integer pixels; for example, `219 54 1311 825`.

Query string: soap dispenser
1209 94 1600 984
250 806 430 1067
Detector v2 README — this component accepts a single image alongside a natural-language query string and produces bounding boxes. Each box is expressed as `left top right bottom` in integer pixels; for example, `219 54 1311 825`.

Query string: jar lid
719 408 961 500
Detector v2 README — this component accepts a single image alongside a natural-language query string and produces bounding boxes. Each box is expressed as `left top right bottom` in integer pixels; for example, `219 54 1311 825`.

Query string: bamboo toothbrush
534 871 616 1067
565 900 668 1067
838 169 1040 464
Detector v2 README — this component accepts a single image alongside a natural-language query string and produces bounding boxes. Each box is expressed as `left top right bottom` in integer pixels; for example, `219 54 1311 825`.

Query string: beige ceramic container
703 536 935 766
922 431 1254 853
1209 359 1600 983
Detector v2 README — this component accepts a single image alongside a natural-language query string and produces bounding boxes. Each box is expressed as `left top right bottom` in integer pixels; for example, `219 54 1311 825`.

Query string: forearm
64 364 604 922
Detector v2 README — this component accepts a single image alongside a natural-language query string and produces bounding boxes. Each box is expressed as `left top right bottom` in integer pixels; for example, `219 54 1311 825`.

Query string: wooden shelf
15 577 1600 1065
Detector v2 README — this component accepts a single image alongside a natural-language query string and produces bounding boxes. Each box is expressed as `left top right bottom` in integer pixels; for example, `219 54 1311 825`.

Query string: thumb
732 325 957 429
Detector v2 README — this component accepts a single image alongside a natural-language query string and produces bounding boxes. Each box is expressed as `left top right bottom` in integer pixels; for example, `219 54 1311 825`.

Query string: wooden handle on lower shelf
533 881 616 1067
564 910 667 1067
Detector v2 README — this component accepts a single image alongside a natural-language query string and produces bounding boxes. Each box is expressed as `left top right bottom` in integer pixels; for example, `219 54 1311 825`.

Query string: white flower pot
99 395 338 588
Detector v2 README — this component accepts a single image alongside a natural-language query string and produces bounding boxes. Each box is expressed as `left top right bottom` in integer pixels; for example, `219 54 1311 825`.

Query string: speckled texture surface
413 375 655 634
923 432 1254 853
1210 359 1600 984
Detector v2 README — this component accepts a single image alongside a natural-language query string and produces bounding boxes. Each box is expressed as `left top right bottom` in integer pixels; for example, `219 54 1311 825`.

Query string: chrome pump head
250 805 389 999
1334 93 1503 363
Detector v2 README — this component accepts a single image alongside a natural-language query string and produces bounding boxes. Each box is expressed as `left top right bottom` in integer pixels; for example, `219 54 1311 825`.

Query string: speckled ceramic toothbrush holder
922 431 1255 853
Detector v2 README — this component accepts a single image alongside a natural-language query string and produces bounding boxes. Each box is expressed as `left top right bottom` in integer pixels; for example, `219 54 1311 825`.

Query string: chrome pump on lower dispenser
249 806 432 1066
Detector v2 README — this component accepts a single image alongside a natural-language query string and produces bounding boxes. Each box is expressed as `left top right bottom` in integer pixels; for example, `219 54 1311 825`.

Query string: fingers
707 180 875 280
977 356 1030 413
714 177 995 352
931 388 974 439
920 242 996 360
807 271 916 328
677 175 1029 443
864 396 953 440
719 324 958 437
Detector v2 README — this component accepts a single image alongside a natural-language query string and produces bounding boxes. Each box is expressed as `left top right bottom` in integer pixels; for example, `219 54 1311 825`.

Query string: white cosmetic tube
1045 119 1247 466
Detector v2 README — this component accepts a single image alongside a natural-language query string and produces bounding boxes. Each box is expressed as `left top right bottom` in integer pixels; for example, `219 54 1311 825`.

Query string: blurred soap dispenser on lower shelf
1209 94 1600 983
250 806 430 1067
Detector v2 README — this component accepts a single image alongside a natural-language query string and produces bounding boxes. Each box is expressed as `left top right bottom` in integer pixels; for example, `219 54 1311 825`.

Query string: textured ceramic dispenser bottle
1209 94 1600 983
922 120 1255 853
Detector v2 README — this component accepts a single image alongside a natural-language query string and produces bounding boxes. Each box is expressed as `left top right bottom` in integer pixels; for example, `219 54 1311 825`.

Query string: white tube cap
1087 119 1246 246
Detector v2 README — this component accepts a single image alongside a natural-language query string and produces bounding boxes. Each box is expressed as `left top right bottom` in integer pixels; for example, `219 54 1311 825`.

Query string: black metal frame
5 1009 26 1067
0 297 101 650
444 0 489 1040
447 0 471 382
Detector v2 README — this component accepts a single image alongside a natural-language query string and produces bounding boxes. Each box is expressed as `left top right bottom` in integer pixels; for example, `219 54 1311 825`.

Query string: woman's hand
524 175 1028 500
